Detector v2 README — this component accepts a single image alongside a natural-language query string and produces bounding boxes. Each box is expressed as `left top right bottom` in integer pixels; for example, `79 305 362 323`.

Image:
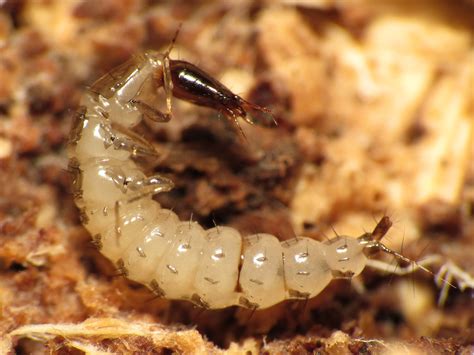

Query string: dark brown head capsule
168 59 273 135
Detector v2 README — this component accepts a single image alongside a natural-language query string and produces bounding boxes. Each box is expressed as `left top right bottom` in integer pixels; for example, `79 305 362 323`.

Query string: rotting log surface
0 1 473 353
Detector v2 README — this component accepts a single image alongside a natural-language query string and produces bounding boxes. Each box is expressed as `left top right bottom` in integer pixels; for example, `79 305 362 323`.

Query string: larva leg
78 159 170 238
126 52 175 124
162 51 174 118
100 121 159 158
70 111 158 161
114 174 175 238
88 51 174 128
130 99 171 123
128 52 174 123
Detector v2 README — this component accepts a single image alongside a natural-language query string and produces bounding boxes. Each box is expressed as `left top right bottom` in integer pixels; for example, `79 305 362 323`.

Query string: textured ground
0 0 473 354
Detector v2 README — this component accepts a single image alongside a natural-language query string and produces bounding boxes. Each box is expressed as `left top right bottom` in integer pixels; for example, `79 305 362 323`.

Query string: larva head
168 60 245 114
167 60 275 138
159 26 275 138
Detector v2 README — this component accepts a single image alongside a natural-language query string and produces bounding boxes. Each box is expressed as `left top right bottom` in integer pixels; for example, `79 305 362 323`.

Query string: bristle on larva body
68 49 418 310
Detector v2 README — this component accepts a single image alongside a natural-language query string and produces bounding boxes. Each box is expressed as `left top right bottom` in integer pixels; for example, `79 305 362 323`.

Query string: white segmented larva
68 46 434 310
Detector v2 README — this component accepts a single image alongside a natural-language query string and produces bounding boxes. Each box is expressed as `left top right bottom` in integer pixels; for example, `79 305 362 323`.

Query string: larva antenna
164 23 182 59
